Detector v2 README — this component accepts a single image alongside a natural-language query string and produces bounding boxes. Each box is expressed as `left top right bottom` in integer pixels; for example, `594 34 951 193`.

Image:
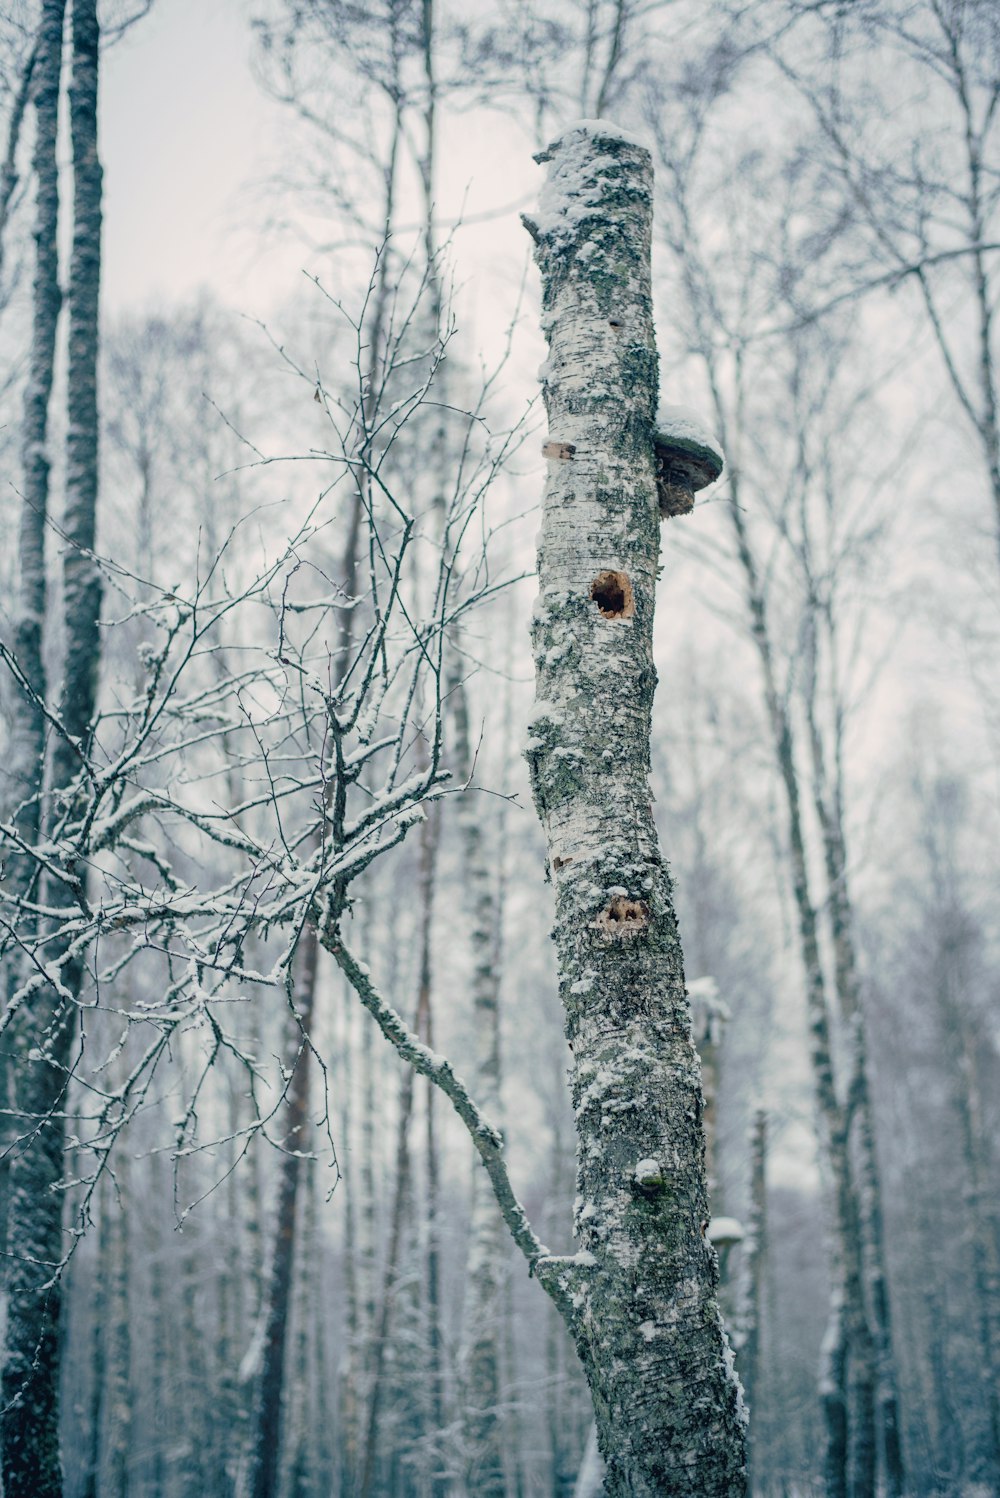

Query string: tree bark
413 802 448 1498
801 610 905 1498
726 491 874 1498
0 0 64 1308
2 7 101 1494
455 673 508 1498
243 922 319 1498
104 1155 132 1498
524 121 746 1497
741 1111 766 1493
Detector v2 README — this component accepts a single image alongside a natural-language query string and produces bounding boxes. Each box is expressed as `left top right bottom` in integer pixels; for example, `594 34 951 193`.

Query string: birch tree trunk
5 0 62 917
2 6 101 1493
741 1112 766 1495
726 489 874 1498
801 623 905 1498
524 121 746 1497
243 924 318 1498
412 802 448 1498
104 1154 132 1498
455 670 508 1498
1 0 64 1307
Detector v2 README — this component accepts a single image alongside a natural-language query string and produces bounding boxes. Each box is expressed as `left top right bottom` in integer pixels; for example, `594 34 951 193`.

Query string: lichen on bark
524 120 747 1496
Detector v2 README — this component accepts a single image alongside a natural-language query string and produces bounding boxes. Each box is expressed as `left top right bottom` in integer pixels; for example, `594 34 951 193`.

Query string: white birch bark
2 8 102 1496
452 657 509 1497
523 121 746 1497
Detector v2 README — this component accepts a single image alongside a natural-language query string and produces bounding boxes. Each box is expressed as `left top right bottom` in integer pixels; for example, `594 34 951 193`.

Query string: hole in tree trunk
590 570 634 619
593 896 649 938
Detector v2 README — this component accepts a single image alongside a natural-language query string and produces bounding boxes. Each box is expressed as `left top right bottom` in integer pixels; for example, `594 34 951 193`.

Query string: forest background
0 1 998 1496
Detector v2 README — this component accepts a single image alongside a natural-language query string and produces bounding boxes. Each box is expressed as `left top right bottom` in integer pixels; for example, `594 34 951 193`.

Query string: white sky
101 0 299 311
100 0 544 364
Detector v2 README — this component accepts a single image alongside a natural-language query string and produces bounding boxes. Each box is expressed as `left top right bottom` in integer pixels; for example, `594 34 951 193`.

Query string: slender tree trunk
455 675 507 1498
801 614 906 1498
524 121 746 1496
4 0 62 919
727 490 876 1498
740 1111 767 1495
358 1035 417 1498
0 0 64 1297
413 801 448 1498
2 8 102 1494
936 960 1000 1480
288 1160 319 1498
243 922 319 1498
544 1109 576 1498
181 1217 209 1498
340 987 361 1497
146 1161 168 1498
104 1156 132 1498
81 1193 106 1498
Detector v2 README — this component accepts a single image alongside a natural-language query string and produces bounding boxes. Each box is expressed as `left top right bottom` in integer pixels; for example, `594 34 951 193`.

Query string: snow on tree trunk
1 0 64 1354
2 7 102 1495
524 120 746 1497
727 492 874 1498
802 620 906 1498
5 0 63 915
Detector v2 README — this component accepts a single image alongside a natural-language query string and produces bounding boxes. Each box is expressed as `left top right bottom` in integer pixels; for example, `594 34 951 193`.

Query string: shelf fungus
653 403 725 518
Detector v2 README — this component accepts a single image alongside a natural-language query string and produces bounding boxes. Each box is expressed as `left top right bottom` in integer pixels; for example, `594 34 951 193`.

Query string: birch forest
0 1 998 1495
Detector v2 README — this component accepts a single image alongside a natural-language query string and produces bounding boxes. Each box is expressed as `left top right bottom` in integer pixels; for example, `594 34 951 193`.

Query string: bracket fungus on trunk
653 402 725 517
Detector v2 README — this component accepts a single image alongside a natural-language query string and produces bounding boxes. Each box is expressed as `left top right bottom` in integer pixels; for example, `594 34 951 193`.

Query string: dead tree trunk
523 121 746 1497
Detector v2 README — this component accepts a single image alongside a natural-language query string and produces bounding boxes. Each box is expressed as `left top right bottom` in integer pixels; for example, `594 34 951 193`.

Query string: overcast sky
99 0 544 374
101 0 299 311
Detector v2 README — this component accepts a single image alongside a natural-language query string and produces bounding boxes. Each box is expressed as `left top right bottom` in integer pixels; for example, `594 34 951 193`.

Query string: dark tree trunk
2 7 102 1495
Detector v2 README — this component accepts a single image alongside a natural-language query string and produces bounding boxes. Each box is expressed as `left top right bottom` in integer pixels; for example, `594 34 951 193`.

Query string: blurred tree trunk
147 1213 168 1498
359 1007 418 1498
413 800 447 1497
741 1112 767 1494
81 1192 107 1498
104 1155 132 1498
455 671 507 1498
524 122 746 1497
340 990 361 1495
726 479 874 1498
931 901 1000 1481
181 1217 209 1498
243 923 318 1498
802 606 905 1497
